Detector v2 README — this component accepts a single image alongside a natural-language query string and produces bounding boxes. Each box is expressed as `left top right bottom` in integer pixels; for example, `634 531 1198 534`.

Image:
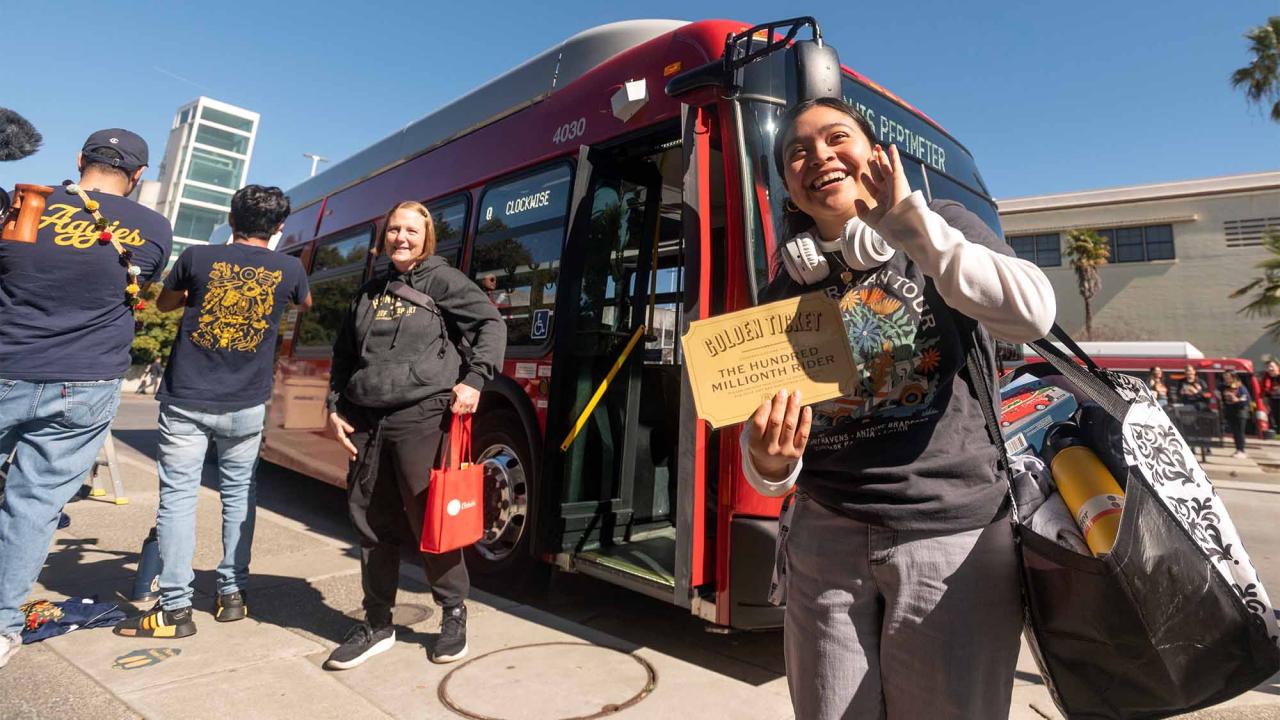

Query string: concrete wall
1000 183 1280 361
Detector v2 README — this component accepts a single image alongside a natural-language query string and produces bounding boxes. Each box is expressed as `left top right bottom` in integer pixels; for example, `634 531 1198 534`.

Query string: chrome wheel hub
473 443 528 562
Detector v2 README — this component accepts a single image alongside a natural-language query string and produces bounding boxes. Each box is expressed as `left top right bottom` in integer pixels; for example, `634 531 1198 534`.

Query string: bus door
547 132 685 600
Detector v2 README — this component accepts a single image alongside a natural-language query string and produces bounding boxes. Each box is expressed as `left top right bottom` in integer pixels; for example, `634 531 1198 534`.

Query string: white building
152 97 259 257
998 171 1280 360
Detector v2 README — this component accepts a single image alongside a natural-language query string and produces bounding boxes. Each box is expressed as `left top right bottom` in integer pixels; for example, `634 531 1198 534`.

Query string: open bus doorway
546 129 687 598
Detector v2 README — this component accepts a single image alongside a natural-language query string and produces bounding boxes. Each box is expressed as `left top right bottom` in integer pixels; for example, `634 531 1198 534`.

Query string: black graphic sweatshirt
741 192 1056 531
327 256 506 413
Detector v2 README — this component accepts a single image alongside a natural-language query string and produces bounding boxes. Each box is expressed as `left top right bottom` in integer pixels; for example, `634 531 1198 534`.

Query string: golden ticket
682 292 856 428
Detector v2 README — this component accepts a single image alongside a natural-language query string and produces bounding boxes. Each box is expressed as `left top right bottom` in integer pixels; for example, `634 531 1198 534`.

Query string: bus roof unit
286 19 689 210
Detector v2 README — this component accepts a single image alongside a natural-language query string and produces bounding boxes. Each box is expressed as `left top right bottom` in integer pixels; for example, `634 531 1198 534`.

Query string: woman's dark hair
771 97 877 178
230 185 291 240
771 97 878 241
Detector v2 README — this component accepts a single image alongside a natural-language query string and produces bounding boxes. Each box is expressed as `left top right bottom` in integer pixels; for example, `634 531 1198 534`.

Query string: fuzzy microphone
0 108 42 162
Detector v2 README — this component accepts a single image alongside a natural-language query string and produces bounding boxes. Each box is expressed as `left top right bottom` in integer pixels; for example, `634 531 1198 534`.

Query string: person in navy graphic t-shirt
115 186 309 639
0 129 172 669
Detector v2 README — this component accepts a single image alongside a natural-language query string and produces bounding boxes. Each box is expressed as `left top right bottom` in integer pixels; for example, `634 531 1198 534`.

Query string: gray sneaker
0 632 20 669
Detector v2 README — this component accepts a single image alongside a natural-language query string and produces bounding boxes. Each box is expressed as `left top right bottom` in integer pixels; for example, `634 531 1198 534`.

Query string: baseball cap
81 128 148 171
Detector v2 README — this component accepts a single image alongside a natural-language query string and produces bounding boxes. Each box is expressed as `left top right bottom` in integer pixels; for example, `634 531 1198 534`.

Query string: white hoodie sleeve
875 191 1056 343
738 424 802 497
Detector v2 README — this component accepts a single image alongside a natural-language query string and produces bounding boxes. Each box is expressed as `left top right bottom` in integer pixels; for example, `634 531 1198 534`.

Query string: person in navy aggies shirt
115 186 310 639
0 129 172 669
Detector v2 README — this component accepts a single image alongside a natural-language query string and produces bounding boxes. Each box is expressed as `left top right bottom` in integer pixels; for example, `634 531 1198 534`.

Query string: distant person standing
1179 366 1207 406
1149 366 1169 407
1261 360 1280 430
137 357 163 395
1222 373 1252 460
0 129 172 668
114 186 310 639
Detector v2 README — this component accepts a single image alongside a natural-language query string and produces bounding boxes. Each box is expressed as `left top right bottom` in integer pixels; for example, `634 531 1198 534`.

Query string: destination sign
842 76 986 193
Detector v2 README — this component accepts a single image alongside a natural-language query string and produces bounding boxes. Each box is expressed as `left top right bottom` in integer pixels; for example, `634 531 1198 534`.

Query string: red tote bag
420 414 484 554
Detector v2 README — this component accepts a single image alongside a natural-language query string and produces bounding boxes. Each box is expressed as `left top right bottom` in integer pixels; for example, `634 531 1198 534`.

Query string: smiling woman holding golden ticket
746 98 1056 720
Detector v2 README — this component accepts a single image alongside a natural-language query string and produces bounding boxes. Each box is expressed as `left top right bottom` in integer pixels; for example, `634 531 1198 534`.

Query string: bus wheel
467 410 536 577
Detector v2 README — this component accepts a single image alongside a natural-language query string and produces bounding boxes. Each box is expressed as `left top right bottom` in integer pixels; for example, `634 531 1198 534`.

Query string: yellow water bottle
1043 423 1125 557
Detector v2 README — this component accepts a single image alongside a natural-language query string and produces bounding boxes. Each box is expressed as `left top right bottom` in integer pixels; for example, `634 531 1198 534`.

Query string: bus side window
275 246 308 359
470 164 572 347
295 225 374 355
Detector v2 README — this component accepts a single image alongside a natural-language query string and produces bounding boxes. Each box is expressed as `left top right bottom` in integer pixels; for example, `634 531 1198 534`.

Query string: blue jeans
155 402 266 611
0 378 122 635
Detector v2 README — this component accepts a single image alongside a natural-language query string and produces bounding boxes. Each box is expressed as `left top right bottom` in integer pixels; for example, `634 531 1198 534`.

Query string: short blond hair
376 200 436 260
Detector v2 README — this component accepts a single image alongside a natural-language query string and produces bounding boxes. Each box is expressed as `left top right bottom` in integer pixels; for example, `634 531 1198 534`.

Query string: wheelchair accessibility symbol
531 309 551 340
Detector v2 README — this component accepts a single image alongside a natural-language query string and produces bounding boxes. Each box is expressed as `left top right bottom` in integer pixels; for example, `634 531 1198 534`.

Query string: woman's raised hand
328 411 358 459
746 389 812 480
855 144 912 228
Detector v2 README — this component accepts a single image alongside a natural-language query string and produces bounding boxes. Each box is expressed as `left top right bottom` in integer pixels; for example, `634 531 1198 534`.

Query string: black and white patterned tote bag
976 327 1280 719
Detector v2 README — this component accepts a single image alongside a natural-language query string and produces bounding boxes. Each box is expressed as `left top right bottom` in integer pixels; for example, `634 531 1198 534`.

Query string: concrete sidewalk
2 398 1279 719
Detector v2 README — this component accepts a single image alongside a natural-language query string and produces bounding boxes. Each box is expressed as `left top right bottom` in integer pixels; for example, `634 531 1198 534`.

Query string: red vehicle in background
261 17 1009 629
1007 341 1269 438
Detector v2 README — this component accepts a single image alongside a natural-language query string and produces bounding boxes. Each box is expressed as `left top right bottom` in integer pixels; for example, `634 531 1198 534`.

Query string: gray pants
783 493 1022 720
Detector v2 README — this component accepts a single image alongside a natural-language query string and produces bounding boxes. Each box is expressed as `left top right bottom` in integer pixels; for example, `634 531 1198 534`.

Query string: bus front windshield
739 75 1002 302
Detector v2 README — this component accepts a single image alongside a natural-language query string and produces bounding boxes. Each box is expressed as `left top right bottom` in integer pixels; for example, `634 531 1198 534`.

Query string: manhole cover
439 642 656 720
344 603 432 627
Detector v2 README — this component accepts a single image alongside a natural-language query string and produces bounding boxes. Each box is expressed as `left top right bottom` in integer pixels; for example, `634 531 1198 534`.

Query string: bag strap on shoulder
387 280 439 314
962 320 1020 526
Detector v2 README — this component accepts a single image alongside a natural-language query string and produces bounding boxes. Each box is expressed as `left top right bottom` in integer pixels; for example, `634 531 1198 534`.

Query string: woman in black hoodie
322 200 505 671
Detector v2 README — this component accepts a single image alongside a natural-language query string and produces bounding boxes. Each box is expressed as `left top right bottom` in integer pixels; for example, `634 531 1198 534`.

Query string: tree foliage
1064 229 1110 340
1231 17 1280 122
130 284 182 364
1231 232 1280 337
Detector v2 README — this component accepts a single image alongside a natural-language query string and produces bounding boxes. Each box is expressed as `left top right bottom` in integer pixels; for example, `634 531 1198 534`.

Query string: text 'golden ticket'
682 292 856 428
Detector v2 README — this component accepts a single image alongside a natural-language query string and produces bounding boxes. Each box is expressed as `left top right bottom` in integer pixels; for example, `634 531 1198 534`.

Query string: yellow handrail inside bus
560 324 647 452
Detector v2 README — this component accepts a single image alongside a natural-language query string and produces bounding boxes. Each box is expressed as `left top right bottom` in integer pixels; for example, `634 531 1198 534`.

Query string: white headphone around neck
779 216 894 286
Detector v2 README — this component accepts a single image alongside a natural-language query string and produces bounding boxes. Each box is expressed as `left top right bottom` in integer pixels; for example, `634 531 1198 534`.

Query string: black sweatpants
344 397 469 627
1226 405 1248 453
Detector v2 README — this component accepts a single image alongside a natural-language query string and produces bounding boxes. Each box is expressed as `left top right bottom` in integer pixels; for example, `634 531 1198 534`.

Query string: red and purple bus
262 17 1005 629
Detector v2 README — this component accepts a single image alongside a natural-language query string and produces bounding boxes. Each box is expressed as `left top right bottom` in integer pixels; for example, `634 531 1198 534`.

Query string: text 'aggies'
39 204 148 249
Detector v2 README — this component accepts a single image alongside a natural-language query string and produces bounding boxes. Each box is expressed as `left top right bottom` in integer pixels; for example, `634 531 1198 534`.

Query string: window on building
186 147 245 189
1008 233 1061 267
470 165 571 346
178 108 191 126
173 204 226 241
181 185 234 207
200 106 255 133
195 125 250 155
1096 224 1175 263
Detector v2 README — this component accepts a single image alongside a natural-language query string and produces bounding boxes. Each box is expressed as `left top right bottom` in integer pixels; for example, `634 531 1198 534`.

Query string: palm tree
1231 17 1280 122
1064 230 1110 339
1231 232 1280 336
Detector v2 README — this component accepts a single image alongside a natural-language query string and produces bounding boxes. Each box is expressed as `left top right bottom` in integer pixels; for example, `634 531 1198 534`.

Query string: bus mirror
790 40 842 102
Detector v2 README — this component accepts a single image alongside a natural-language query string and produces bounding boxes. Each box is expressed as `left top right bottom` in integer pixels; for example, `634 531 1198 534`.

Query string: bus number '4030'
552 118 587 145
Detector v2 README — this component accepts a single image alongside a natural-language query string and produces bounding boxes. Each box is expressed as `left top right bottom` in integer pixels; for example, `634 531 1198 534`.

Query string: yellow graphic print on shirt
191 262 283 352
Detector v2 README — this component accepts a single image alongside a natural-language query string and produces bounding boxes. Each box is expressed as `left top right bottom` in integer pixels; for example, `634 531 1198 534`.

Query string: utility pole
303 152 328 177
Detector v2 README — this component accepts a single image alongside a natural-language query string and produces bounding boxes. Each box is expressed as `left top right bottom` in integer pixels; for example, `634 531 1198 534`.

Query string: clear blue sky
3 0 1277 200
